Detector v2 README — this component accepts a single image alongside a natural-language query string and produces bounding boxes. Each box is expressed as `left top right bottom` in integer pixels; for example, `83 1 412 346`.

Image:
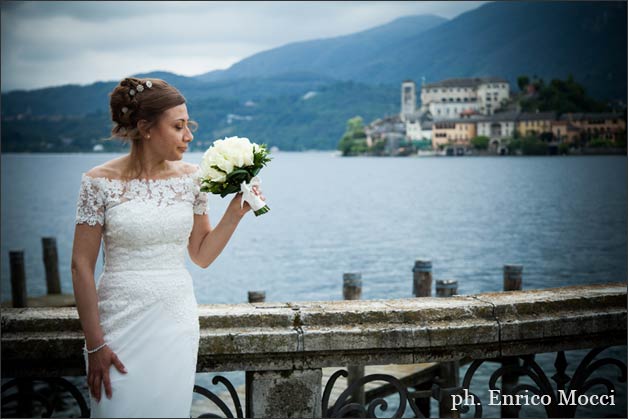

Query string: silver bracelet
84 342 107 354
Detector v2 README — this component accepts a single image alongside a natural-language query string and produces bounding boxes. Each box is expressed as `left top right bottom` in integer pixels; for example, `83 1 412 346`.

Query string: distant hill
1 71 338 117
195 14 447 83
2 1 626 152
1 76 399 152
197 1 627 101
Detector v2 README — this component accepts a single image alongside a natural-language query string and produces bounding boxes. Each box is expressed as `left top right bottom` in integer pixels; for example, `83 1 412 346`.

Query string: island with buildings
338 76 627 157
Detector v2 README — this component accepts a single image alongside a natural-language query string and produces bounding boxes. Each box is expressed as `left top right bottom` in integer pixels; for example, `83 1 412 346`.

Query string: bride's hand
87 345 127 401
226 187 265 221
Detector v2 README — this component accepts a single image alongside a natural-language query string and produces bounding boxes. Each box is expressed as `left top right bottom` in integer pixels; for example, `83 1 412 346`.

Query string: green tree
521 135 548 155
370 139 386 155
517 76 530 92
337 116 367 156
470 136 489 150
558 143 570 155
508 138 522 154
588 137 614 148
518 74 610 115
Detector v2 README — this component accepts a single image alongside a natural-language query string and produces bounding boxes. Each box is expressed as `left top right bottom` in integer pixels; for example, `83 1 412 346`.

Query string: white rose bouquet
199 136 271 216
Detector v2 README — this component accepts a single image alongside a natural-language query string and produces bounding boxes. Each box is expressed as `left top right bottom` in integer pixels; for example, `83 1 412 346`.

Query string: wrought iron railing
2 283 626 418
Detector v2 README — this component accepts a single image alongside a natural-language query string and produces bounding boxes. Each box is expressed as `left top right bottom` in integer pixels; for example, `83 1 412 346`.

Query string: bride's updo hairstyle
110 77 186 140
109 77 188 179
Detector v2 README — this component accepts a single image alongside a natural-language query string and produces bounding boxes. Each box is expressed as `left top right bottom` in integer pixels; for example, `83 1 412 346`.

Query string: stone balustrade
2 282 626 417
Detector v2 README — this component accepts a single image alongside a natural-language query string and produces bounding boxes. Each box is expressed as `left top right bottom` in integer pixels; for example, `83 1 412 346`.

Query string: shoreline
1 149 626 157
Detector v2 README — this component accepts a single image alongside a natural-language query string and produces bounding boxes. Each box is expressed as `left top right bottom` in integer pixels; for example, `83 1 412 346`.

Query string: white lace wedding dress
75 168 208 418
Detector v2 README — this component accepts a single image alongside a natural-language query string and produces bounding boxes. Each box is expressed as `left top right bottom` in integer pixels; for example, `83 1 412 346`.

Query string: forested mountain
2 1 625 152
197 1 626 101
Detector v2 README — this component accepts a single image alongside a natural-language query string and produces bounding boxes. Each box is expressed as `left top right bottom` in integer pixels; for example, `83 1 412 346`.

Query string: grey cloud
1 1 198 22
1 1 488 91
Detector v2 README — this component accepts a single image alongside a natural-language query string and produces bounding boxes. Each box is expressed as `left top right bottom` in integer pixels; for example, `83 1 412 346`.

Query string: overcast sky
1 1 487 92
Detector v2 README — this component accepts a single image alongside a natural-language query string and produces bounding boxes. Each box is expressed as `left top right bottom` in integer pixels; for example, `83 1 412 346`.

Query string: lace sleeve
75 175 105 226
192 168 209 215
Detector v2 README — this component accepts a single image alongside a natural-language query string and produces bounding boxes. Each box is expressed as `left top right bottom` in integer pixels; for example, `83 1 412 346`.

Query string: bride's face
148 104 194 161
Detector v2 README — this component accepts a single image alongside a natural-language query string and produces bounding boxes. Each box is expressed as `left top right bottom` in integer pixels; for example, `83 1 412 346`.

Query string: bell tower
400 80 416 122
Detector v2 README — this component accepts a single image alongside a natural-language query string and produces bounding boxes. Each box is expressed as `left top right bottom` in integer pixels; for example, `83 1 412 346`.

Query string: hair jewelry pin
129 80 152 97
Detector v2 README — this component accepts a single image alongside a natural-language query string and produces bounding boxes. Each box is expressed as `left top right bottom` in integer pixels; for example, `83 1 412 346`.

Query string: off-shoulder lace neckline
82 167 199 184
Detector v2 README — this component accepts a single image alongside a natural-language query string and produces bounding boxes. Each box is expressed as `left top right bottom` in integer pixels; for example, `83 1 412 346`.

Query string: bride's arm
71 223 127 401
71 224 105 349
188 193 251 268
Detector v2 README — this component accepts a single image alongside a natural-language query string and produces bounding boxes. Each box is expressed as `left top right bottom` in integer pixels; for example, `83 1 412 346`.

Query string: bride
71 77 263 418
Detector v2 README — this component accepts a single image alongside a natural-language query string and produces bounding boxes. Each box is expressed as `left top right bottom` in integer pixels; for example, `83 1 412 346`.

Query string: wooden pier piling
504 264 523 292
10 250 27 308
4 238 75 308
435 279 458 297
412 259 432 297
248 291 266 303
42 237 61 295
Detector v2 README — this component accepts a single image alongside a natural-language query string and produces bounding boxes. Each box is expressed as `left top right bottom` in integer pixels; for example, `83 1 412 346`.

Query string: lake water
1 152 626 417
2 153 626 300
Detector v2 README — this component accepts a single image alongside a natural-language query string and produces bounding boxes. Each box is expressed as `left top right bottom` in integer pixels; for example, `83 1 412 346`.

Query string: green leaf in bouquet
209 183 224 194
226 169 250 181
253 146 271 167
211 165 228 174
220 183 241 197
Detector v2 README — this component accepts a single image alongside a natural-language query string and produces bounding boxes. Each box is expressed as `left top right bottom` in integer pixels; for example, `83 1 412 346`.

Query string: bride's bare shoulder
175 161 200 176
84 156 127 179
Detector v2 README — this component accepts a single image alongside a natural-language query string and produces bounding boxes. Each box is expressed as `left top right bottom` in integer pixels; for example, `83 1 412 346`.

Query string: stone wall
2 283 625 377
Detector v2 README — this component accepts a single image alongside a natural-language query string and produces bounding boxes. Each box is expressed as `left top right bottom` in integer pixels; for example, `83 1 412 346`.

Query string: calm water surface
2 152 625 300
1 152 626 417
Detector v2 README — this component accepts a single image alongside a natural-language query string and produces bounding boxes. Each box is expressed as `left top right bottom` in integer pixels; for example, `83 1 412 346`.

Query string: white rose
201 136 258 182
223 136 255 167
214 151 235 174
201 147 228 182
203 167 226 183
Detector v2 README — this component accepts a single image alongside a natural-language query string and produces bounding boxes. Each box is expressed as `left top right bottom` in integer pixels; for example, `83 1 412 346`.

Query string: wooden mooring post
412 259 432 297
42 237 61 295
343 272 365 406
248 291 266 303
436 279 460 419
435 279 458 297
502 264 523 418
10 250 27 308
6 237 75 308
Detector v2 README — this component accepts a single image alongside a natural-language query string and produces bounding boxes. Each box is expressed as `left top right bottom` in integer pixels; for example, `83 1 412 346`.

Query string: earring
146 134 150 139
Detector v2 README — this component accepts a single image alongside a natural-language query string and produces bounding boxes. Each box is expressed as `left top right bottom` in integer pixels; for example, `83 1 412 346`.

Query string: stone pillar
437 279 459 418
343 273 365 406
42 237 61 295
10 250 27 308
245 369 322 418
502 264 523 418
412 259 432 297
248 291 266 303
412 260 432 417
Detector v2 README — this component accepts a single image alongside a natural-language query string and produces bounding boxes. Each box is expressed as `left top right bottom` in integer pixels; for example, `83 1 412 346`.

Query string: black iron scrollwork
322 369 424 418
323 347 625 418
193 375 244 418
461 346 627 418
1 377 90 418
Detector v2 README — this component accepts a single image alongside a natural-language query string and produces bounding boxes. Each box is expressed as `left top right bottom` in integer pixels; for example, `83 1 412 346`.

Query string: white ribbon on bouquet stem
240 176 270 216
